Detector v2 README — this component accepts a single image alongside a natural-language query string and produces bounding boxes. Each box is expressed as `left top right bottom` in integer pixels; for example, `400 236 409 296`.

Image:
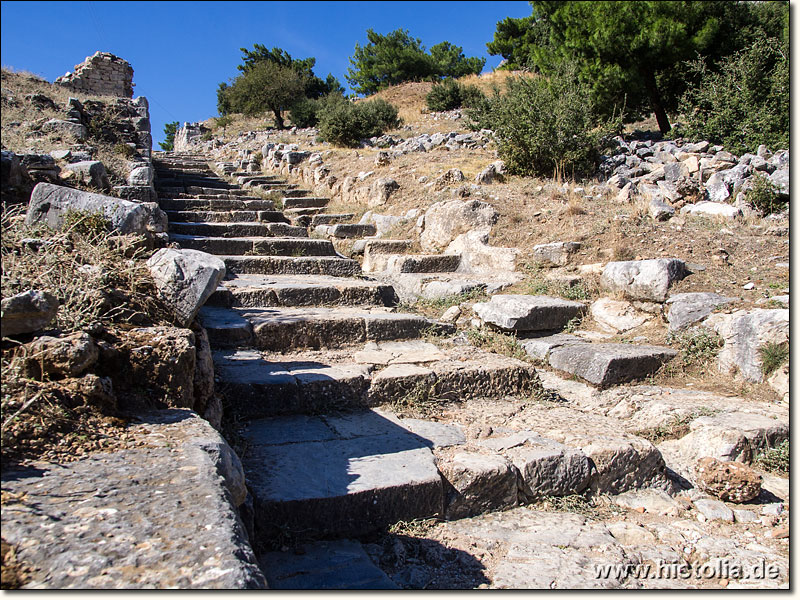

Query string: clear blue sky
1 1 532 145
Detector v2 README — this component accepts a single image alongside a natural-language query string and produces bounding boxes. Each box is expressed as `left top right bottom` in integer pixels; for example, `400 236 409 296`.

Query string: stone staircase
151 153 788 590
153 153 546 583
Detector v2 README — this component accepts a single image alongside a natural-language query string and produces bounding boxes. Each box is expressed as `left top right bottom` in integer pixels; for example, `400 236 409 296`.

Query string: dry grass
1 68 139 185
1 205 168 332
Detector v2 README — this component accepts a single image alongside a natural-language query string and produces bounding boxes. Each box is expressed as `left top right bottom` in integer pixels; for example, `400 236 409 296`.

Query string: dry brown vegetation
1 68 132 185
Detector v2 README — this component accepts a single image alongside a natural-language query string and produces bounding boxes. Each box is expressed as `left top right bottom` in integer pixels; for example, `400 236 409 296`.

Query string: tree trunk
272 108 285 129
641 69 671 135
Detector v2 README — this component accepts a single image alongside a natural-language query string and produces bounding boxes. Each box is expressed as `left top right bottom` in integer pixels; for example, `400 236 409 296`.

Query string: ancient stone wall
55 51 134 98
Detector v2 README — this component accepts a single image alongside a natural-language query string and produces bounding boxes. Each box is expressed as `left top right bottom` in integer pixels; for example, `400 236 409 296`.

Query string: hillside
1 54 790 591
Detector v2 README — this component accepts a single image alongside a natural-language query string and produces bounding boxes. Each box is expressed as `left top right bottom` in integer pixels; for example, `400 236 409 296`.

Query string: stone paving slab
221 255 361 277
1 410 266 589
240 410 444 538
167 234 337 257
169 221 307 238
259 540 398 589
208 274 396 308
548 342 677 388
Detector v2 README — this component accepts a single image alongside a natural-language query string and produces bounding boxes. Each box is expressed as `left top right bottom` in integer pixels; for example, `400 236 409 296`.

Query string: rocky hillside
1 63 789 590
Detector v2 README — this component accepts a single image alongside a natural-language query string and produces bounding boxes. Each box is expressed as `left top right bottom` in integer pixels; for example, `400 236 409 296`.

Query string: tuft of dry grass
1 205 169 332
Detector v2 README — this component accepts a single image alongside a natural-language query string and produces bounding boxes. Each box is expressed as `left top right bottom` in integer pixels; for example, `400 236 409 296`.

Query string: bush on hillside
317 97 401 147
679 36 788 155
426 79 486 112
467 62 622 178
218 61 304 129
289 97 321 128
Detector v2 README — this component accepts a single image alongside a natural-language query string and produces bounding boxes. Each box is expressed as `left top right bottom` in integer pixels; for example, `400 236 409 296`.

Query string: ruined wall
55 51 134 98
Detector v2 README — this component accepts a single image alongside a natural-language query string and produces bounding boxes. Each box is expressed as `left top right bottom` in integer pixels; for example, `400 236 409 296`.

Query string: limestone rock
649 197 675 221
477 432 592 498
702 309 789 382
613 489 681 516
439 451 519 519
680 201 742 220
370 177 399 207
440 305 461 323
191 322 215 414
590 298 648 333
1 290 59 336
22 332 99 379
548 343 677 388
97 326 198 410
704 173 730 202
147 249 226 327
695 457 761 503
1 409 266 589
42 118 88 141
128 164 154 187
665 292 736 331
532 241 581 267
420 199 498 252
694 498 734 522
445 229 518 274
767 362 789 402
26 182 167 235
61 160 110 191
600 258 687 302
473 295 585 332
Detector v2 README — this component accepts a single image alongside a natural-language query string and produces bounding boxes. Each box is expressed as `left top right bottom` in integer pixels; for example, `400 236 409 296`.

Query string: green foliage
467 61 621 178
465 328 530 363
666 327 723 370
61 209 111 237
346 28 485 95
426 79 486 112
289 97 320 128
317 96 400 147
218 61 304 129
755 439 789 474
158 121 179 151
747 174 786 216
635 408 719 443
235 44 343 100
213 115 234 131
486 13 553 70
428 41 486 78
679 36 789 156
488 1 787 133
759 341 788 377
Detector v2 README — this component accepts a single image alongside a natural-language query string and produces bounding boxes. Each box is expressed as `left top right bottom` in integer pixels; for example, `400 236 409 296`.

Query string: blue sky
1 1 532 144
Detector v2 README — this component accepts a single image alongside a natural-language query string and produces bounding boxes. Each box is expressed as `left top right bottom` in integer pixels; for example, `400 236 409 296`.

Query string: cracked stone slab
1 409 266 589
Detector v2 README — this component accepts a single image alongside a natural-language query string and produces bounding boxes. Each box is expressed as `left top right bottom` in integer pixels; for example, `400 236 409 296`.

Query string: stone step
283 197 329 210
284 207 324 218
310 213 356 226
158 192 267 201
236 175 282 185
165 210 289 224
282 188 311 198
366 253 461 274
222 255 362 277
167 234 337 256
259 540 398 589
156 177 232 189
208 274 397 308
156 186 254 197
159 198 276 211
199 306 432 350
241 409 445 540
212 340 539 419
314 224 377 239
540 339 678 388
169 221 308 238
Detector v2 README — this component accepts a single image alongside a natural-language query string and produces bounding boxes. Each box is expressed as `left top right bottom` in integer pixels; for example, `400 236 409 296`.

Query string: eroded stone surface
1 409 265 589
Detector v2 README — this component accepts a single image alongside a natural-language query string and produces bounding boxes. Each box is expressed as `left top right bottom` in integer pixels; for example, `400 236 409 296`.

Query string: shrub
426 79 486 112
114 143 135 158
666 327 723 370
679 35 789 155
755 439 789 474
289 97 320 128
759 341 788 377
467 61 622 178
747 174 785 216
317 97 400 147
